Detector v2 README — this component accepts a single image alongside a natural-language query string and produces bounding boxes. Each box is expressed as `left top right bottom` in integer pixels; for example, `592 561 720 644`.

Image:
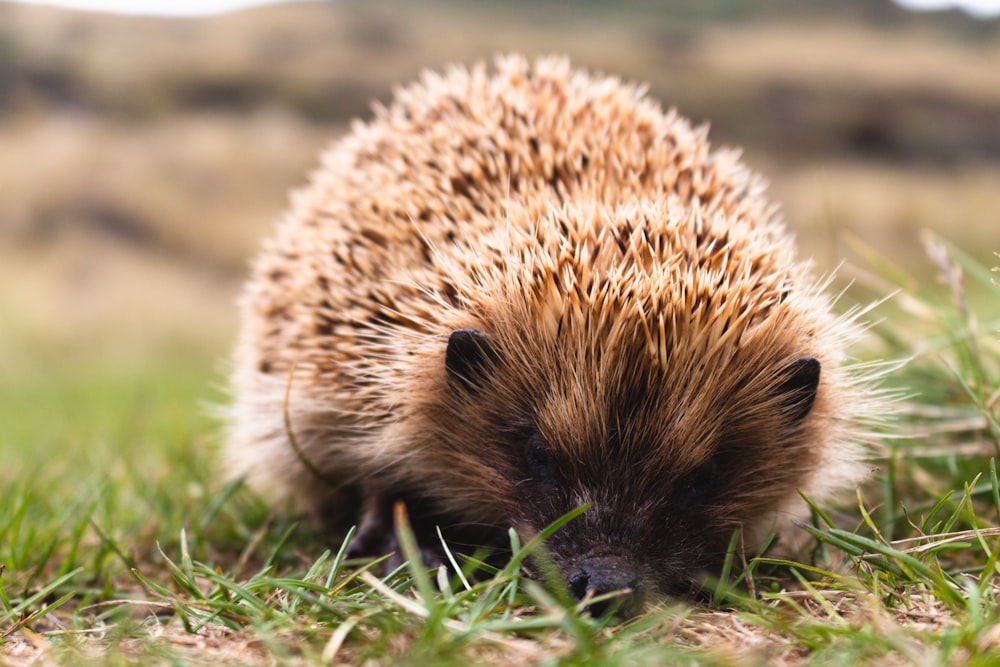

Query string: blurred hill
0 0 998 368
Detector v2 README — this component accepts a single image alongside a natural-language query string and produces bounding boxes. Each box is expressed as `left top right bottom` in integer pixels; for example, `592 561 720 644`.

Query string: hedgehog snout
567 555 644 618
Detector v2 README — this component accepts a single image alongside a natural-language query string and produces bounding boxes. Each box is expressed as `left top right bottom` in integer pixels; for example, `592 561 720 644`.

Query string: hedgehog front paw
345 493 445 570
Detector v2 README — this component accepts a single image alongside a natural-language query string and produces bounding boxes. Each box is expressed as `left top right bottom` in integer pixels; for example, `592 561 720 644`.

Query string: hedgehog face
439 323 824 615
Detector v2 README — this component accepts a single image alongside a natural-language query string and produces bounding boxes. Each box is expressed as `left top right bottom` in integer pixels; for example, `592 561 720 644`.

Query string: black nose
567 556 643 618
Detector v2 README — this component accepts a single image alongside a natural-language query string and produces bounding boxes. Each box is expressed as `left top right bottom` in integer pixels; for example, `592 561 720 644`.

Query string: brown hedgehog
228 55 875 616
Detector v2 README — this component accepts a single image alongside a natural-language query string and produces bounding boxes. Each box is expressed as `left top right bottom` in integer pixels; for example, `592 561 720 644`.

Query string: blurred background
0 0 997 462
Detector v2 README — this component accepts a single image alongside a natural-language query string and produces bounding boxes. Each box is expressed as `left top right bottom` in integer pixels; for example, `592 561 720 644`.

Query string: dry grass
691 22 1000 102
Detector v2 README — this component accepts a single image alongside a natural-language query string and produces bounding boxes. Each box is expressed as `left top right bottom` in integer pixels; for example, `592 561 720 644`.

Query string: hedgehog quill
227 56 879 617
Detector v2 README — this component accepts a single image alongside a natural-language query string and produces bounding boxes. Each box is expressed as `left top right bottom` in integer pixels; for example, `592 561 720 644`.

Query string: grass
1 242 998 665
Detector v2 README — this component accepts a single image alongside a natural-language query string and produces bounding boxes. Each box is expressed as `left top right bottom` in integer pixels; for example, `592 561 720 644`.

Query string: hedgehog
227 55 876 616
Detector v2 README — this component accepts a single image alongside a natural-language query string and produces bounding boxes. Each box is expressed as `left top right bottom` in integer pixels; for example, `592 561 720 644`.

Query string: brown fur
227 55 877 608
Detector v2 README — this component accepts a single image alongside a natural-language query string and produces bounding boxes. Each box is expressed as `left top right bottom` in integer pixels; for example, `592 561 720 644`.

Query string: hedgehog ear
446 329 495 392
778 357 820 422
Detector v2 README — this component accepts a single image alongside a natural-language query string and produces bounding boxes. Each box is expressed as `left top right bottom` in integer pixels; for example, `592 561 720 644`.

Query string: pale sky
6 0 1000 18
894 0 1000 16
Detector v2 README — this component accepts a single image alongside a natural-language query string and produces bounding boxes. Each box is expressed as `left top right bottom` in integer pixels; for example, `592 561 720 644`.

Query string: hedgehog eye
523 430 558 482
778 356 821 422
445 329 495 392
680 456 719 506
